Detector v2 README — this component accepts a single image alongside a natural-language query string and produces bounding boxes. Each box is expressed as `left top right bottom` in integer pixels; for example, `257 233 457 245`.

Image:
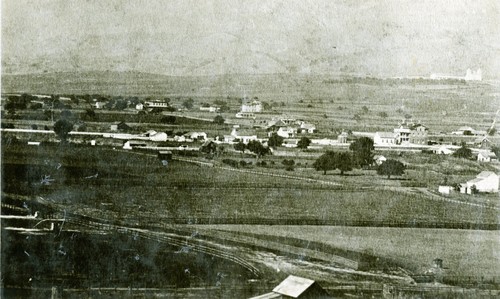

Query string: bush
222 159 239 168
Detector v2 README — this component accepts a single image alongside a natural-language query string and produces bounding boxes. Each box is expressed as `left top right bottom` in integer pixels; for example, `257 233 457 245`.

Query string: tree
297 137 311 149
349 137 374 168
353 114 362 122
361 106 369 114
161 115 177 124
234 141 246 154
54 119 74 142
213 115 225 125
378 111 388 118
487 127 497 136
282 159 295 171
268 133 284 148
453 143 472 159
246 140 269 159
336 152 353 175
313 151 337 175
377 159 405 179
182 98 194 109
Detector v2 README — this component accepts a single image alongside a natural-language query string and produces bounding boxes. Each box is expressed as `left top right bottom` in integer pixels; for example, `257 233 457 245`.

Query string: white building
373 155 387 166
394 126 411 144
276 127 296 138
200 106 220 112
241 100 262 113
144 101 170 109
465 68 482 81
477 151 497 163
224 125 258 144
374 132 396 145
460 171 499 194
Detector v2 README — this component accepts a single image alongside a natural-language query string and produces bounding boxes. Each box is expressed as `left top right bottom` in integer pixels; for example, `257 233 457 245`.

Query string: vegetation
377 159 405 179
53 119 74 142
349 137 374 168
313 151 353 175
246 140 269 159
213 115 225 125
267 133 284 148
453 143 473 159
297 137 311 149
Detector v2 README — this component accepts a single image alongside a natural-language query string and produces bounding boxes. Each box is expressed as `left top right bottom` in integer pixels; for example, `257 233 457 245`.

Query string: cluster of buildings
373 121 428 146
430 68 482 81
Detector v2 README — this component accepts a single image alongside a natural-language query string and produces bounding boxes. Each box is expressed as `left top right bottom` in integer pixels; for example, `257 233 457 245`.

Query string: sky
2 0 499 78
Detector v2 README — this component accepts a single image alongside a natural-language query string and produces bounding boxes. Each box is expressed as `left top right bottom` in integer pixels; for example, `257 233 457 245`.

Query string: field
194 225 500 279
3 143 499 227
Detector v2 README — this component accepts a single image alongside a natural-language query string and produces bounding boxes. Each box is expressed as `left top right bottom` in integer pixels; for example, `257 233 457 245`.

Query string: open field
194 225 500 279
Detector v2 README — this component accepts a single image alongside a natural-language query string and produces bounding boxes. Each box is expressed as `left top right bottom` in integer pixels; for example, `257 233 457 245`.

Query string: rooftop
272 275 315 298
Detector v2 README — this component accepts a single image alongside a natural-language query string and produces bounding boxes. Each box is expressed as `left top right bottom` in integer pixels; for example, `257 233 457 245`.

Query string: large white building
241 100 263 113
460 171 499 194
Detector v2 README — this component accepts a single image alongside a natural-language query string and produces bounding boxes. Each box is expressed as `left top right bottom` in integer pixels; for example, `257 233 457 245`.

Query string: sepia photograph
1 0 499 298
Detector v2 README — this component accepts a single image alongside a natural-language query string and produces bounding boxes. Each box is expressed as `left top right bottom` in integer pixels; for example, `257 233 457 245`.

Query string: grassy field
196 225 500 279
2 143 498 226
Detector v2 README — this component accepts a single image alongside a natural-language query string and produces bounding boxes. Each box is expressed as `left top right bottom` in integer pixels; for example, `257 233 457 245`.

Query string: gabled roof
478 151 496 158
477 171 498 178
272 275 315 298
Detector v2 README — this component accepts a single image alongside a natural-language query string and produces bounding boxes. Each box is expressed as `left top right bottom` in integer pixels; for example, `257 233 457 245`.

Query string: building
200 106 220 112
438 186 453 195
451 126 486 136
460 171 499 194
374 132 396 145
394 126 411 145
465 68 482 81
297 122 317 134
477 151 497 163
236 112 256 119
250 275 331 299
475 136 492 149
224 125 258 144
431 145 454 155
275 127 297 138
185 132 208 141
144 101 170 109
409 124 428 145
241 100 263 113
337 131 349 144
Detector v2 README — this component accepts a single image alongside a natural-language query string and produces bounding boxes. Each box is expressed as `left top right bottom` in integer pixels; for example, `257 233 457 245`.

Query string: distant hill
1 71 317 97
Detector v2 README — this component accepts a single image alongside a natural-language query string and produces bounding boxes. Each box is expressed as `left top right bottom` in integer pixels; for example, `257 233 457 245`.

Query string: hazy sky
2 0 499 78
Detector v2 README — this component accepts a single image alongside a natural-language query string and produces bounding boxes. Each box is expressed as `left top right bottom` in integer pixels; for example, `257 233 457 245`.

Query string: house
283 139 299 148
236 112 256 119
474 136 492 149
297 122 316 134
123 140 147 150
438 186 453 195
185 132 207 141
275 127 297 138
241 100 263 113
394 126 411 145
224 125 258 144
460 171 499 194
374 132 396 145
409 124 428 145
373 155 387 166
157 150 172 161
432 145 454 155
92 101 106 109
250 275 331 299
144 101 170 109
451 126 485 136
135 103 144 110
199 106 220 112
477 151 497 163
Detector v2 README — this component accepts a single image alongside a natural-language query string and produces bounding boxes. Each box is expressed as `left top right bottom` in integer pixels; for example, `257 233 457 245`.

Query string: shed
158 151 172 161
250 275 331 299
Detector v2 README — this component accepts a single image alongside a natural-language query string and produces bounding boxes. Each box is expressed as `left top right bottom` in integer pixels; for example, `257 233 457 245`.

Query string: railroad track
66 217 261 277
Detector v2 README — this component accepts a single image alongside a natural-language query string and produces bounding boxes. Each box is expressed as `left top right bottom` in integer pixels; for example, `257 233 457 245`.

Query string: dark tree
353 114 362 122
377 159 405 179
84 109 97 120
336 152 353 175
60 109 73 120
349 137 374 167
54 119 74 142
487 127 497 136
246 140 269 159
282 159 295 171
378 111 388 118
361 106 369 114
182 98 194 109
213 115 225 125
453 143 472 159
114 100 128 110
268 133 284 148
161 115 177 124
313 151 337 175
234 141 246 154
297 137 311 149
